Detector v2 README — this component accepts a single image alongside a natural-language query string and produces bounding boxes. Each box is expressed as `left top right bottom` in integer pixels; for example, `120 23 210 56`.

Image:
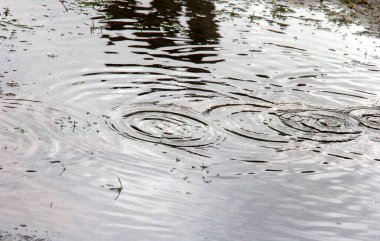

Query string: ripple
205 103 362 144
203 103 287 143
104 105 223 148
269 109 361 143
348 106 380 131
0 98 56 158
0 97 99 160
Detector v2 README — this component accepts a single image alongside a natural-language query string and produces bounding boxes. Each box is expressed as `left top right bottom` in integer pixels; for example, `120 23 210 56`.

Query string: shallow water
1 0 380 240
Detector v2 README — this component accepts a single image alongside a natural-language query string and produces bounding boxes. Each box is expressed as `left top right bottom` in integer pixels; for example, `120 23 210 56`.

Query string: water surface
1 0 380 240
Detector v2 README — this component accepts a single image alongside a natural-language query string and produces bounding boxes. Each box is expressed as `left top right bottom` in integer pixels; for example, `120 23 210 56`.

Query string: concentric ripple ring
269 109 361 143
205 103 362 144
0 97 98 159
348 106 380 130
203 103 288 143
104 106 223 147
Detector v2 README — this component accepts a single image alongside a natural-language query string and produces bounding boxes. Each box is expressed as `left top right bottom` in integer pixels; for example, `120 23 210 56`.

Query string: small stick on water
60 162 66 176
60 0 68 12
72 120 77 133
117 177 123 189
112 177 123 200
200 162 208 172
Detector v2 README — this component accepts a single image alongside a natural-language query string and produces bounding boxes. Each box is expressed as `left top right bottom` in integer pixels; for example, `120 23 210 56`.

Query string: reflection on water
1 0 380 240
100 0 220 43
98 0 220 63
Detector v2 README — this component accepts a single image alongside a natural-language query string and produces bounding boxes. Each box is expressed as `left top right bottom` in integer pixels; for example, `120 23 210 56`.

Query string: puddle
1 0 380 240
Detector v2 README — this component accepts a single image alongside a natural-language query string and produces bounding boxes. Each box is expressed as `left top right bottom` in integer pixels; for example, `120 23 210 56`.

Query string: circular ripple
348 107 380 130
270 109 361 143
203 103 288 143
0 97 99 160
104 106 222 147
0 98 56 157
205 104 361 143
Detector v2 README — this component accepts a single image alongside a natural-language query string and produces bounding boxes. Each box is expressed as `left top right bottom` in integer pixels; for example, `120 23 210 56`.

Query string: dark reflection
93 0 220 63
185 0 220 44
151 0 183 34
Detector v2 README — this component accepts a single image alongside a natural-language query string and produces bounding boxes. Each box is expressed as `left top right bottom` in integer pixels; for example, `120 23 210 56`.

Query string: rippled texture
271 108 362 143
0 97 99 159
1 0 380 240
104 105 223 148
205 103 289 143
348 106 380 130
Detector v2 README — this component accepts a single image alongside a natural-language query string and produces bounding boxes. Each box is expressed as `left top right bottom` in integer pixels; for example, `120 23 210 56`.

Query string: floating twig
0 20 33 29
60 162 66 176
200 162 208 172
60 0 69 12
110 177 123 200
72 120 77 132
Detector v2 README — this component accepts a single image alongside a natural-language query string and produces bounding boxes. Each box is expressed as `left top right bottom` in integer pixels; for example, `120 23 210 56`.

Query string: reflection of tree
96 0 140 31
151 0 182 35
185 0 220 44
95 0 220 47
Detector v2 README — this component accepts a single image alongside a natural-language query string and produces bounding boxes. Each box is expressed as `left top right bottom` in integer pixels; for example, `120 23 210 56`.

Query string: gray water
1 0 380 240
